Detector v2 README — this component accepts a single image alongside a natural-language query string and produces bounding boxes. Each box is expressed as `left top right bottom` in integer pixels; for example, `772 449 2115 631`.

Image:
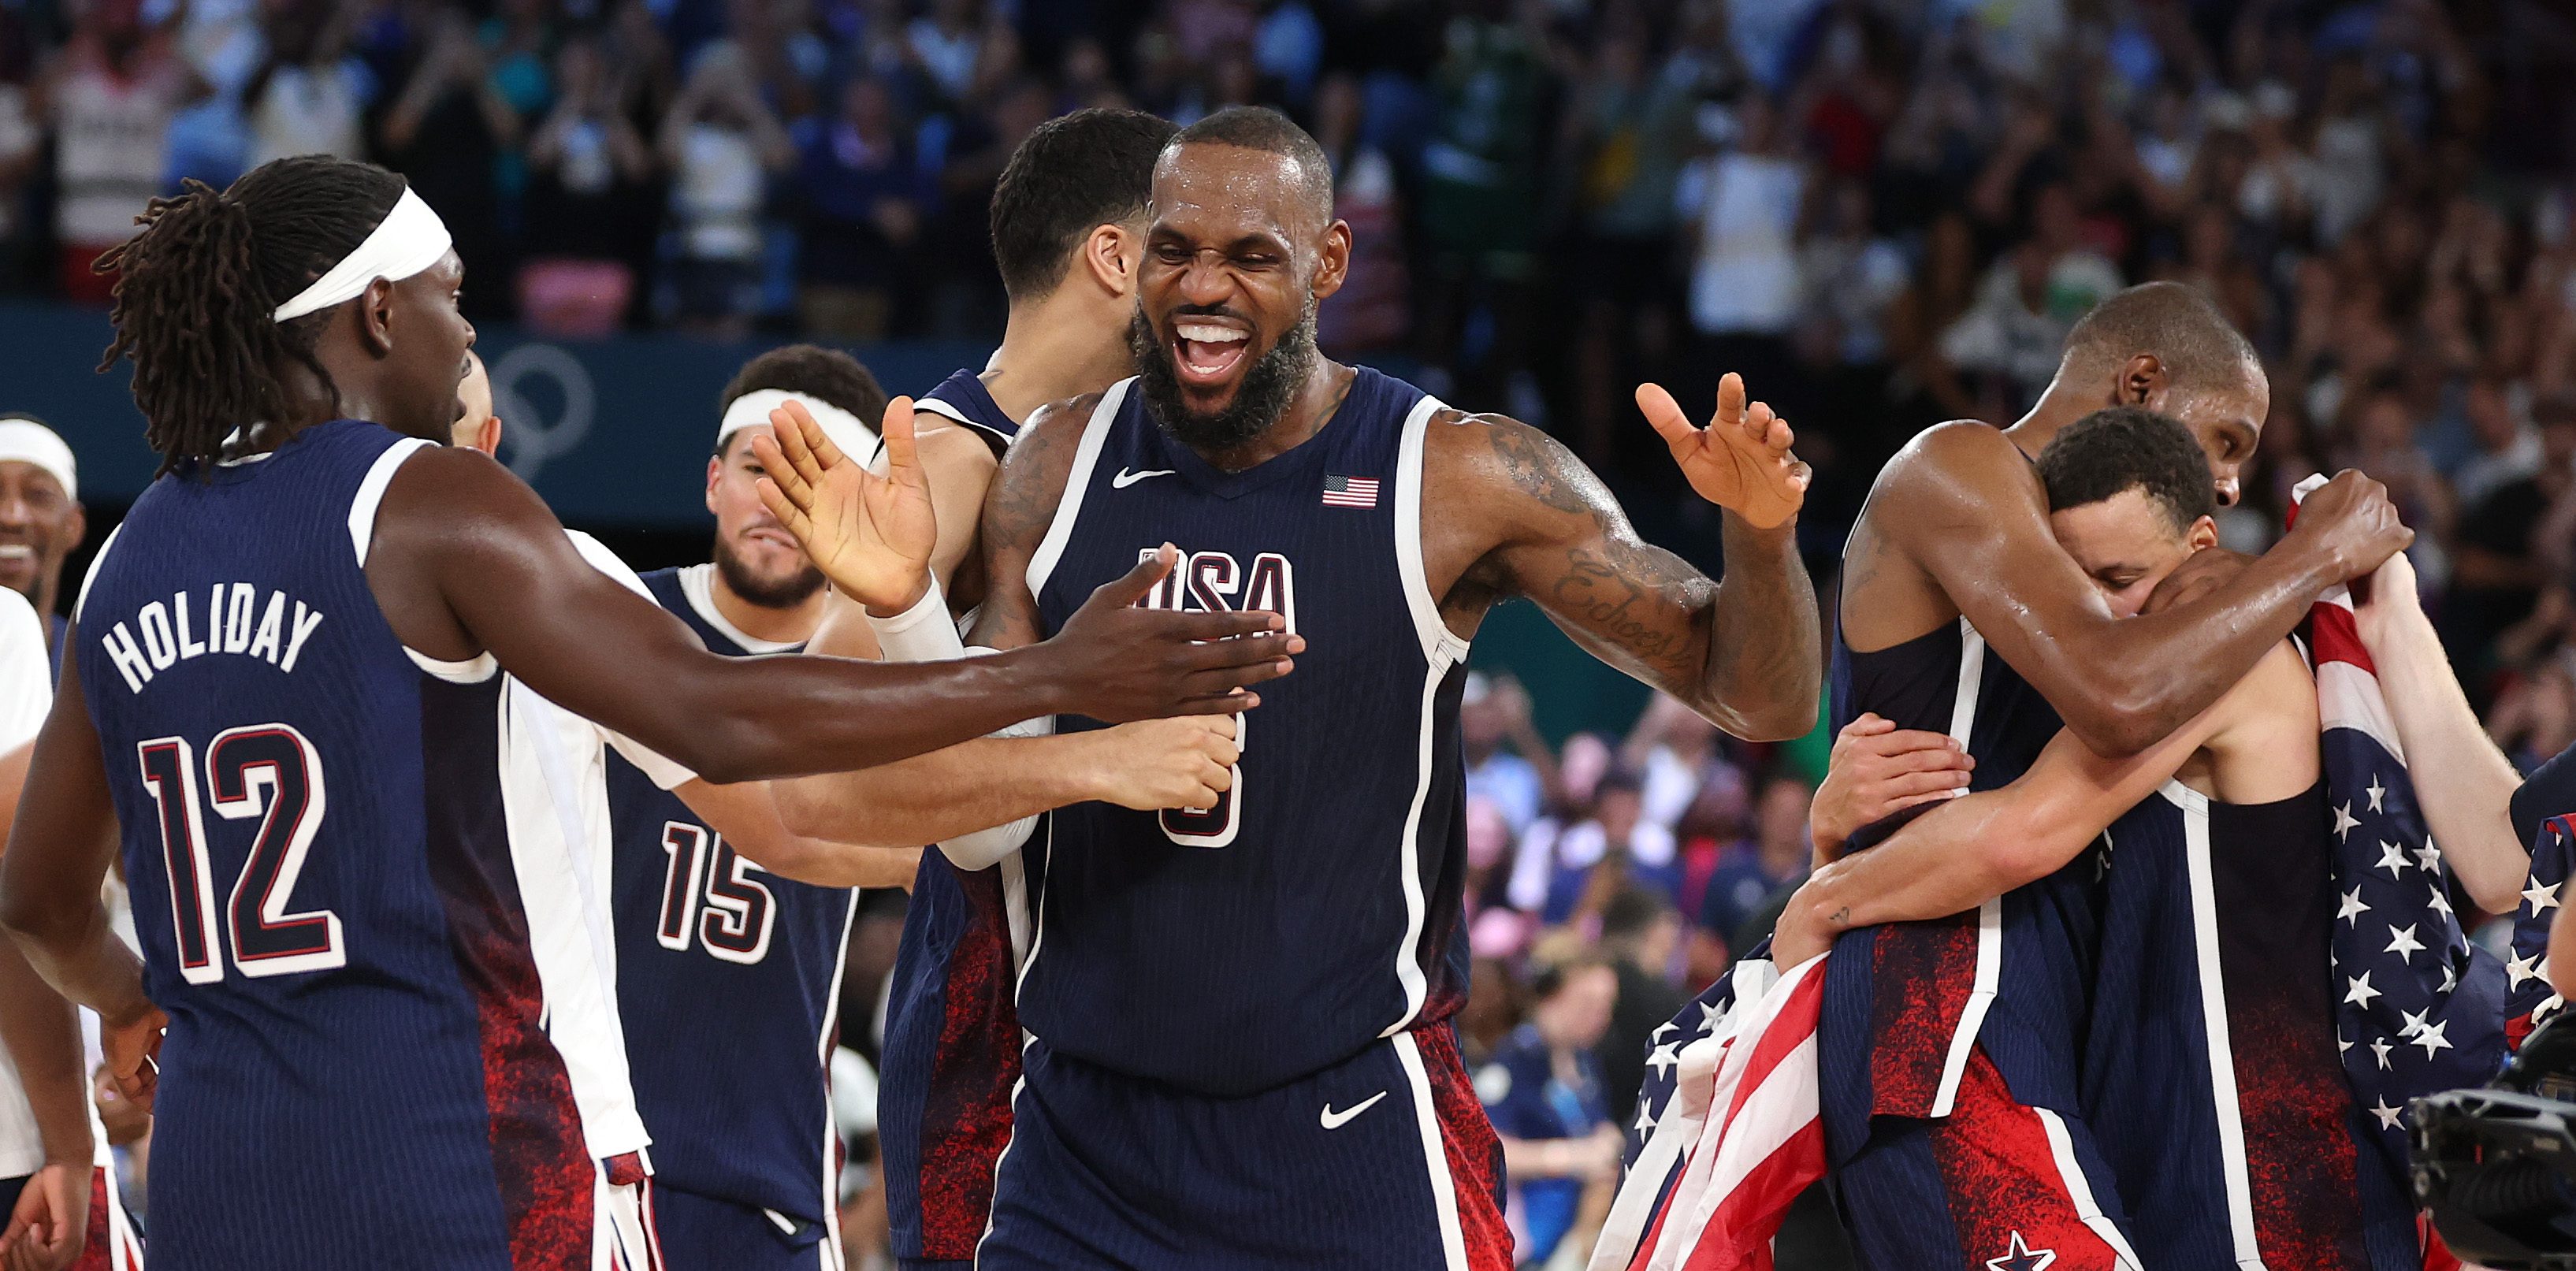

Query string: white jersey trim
72 522 122 624
348 437 435 567
676 563 803 655
1024 379 1130 599
1382 642 1463 1038
2034 1106 2147 1270
1928 619 1998 1118
2158 779 2268 1270
1395 394 1471 665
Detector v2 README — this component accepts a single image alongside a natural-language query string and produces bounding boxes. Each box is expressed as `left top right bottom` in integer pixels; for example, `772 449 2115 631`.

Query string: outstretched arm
2352 549 2529 914
1451 375 1822 741
365 437 1292 783
1871 424 2410 756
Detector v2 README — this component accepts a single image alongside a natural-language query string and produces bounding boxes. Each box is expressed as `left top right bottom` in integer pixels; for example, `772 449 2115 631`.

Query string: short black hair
1165 106 1335 225
2062 281 2259 399
719 344 888 451
2038 407 2218 531
1600 886 1675 945
990 107 1177 302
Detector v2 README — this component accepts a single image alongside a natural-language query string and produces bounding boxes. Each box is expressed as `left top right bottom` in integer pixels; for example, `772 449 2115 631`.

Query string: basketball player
0 157 1293 1269
0 416 84 664
0 582 141 1271
1778 408 2511 1268
1811 282 2410 1269
759 106 1823 1269
765 106 1178 1271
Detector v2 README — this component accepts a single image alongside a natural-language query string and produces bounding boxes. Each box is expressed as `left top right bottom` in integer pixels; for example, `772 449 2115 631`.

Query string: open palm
753 396 939 611
1637 374 1810 530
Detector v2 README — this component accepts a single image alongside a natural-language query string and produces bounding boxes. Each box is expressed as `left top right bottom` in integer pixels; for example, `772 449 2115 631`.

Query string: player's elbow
2058 690 2166 760
1701 690 1820 745
769 778 840 842
1983 808 2090 890
0 874 72 951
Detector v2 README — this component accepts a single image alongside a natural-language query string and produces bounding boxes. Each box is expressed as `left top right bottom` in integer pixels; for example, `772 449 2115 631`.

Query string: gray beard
1129 304 1317 457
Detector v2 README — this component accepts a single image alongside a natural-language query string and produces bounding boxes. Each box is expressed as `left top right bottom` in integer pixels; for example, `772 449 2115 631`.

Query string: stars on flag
2370 1098 2404 1132
2333 801 2360 842
2366 776 2386 814
2336 887 2370 926
2526 878 2562 916
2375 841 2410 878
2410 1019 2453 1058
2344 972 2379 1008
2384 924 2425 963
2509 951 2543 990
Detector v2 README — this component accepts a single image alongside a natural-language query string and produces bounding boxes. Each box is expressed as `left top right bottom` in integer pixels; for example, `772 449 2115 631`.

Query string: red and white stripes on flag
1322 474 1380 507
1590 953 1828 1271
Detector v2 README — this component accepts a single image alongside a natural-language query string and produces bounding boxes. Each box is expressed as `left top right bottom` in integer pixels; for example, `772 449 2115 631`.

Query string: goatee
713 536 826 610
1130 303 1317 456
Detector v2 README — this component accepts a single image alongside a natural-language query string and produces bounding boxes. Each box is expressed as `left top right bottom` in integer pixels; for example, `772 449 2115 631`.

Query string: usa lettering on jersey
99 583 328 693
1132 546 1296 849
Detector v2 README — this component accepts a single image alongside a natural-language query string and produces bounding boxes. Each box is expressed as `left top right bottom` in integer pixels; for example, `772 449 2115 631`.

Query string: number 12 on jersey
137 725 344 983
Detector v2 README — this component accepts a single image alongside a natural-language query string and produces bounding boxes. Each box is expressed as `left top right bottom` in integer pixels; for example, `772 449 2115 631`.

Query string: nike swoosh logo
1319 1091 1389 1130
1112 467 1178 489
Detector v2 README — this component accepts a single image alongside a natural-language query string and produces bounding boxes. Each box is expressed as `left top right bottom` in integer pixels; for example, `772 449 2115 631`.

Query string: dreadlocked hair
97 156 407 477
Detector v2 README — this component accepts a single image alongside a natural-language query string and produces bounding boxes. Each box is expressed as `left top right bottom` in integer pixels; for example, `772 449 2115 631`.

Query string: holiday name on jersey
97 584 328 693
1134 547 1299 632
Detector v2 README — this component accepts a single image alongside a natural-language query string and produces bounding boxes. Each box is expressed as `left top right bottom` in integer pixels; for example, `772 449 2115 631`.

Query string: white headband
271 186 455 323
0 419 74 500
719 389 880 466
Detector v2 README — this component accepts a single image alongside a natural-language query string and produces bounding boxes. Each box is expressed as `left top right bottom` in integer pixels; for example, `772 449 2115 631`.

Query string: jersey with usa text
77 419 593 1269
1816 614 2106 1163
882 367 1027 1264
604 565 856 1236
1026 368 1472 1097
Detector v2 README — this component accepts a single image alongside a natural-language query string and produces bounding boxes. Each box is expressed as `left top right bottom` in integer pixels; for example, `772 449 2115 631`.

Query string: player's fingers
1876 769 1974 800
765 402 830 489
1633 383 1697 448
1833 714 1895 749
1158 608 1293 643
1090 544 1180 609
753 478 812 542
747 433 812 507
1713 371 1745 429
1201 731 1242 767
1872 741 1975 774
878 396 920 482
1765 414 1795 453
1175 631 1300 671
1199 757 1233 793
1884 789 1970 816
1177 660 1292 701
1787 459 1813 492
1739 399 1775 444
1173 689 1262 715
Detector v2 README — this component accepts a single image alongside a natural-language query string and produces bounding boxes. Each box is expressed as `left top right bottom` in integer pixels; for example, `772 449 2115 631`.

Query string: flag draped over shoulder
2293 474 2507 1158
2502 813 2570 1051
1587 948 1826 1271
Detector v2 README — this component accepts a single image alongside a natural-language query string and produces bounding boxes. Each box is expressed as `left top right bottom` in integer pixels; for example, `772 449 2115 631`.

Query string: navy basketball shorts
646 1184 837 1271
979 1024 1512 1270
1834 1050 2143 1271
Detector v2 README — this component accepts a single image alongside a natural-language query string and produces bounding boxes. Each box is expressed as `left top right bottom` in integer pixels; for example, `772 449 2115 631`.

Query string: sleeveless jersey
881 369 1027 1263
2084 778 2397 1269
1817 617 2106 1162
1025 368 1472 1096
77 420 593 1268
603 565 857 1234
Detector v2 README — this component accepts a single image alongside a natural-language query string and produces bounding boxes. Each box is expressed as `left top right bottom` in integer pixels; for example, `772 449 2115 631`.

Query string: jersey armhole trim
1024 378 1129 598
348 437 436 568
405 646 497 683
72 522 125 624
1395 396 1471 665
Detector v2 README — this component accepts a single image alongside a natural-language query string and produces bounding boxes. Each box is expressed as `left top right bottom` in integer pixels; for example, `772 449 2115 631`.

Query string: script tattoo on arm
1473 414 1822 741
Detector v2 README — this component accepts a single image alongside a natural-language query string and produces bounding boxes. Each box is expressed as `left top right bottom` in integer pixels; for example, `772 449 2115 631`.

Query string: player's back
1025 367 1471 1095
79 419 592 1269
880 367 1028 1265
604 564 858 1239
1818 612 2105 1156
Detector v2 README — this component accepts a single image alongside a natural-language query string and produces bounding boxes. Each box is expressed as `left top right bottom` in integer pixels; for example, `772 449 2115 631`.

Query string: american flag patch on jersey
1321 474 1379 507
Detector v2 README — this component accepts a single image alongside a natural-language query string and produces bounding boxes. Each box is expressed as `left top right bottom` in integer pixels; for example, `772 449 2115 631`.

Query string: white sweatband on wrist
273 186 454 321
865 577 966 663
719 389 880 466
939 712 1055 869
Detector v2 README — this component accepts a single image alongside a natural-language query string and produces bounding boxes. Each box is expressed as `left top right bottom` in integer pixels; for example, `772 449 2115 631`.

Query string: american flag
2501 813 2570 1052
2291 474 2505 1169
1321 473 1379 508
1589 946 1825 1271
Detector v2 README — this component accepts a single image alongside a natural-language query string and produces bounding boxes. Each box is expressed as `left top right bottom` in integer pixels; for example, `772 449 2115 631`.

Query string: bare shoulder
912 419 1002 474
1870 419 2031 506
1424 407 1615 526
983 392 1105 556
377 442 553 548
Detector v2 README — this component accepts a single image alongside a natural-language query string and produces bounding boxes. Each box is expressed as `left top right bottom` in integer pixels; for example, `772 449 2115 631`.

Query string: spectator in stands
1480 953 1621 1269
381 6 522 319
0 4 39 293
795 72 927 341
242 0 372 167
1593 886 1685 1128
520 32 660 333
1462 672 1556 838
1694 769 1813 967
1623 693 1721 831
1680 91 1805 411
1414 0 1544 408
1312 69 1404 356
656 40 791 337
45 0 190 305
1541 769 1679 925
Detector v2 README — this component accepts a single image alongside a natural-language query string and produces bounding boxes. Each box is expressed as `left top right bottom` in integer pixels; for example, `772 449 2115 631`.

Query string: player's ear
706 452 725 512
2188 514 2219 552
1310 218 1352 303
478 414 504 457
1082 222 1135 298
358 277 397 357
2120 353 2165 407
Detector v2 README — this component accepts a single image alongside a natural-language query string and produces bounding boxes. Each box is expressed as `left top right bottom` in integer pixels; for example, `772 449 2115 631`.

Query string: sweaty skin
1842 383 2411 757
0 251 1298 1105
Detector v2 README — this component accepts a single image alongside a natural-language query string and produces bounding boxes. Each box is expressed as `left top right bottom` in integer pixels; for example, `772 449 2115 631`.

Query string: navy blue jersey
78 420 593 1268
1817 616 2106 1161
1024 369 1470 1096
881 368 1028 1264
604 564 857 1232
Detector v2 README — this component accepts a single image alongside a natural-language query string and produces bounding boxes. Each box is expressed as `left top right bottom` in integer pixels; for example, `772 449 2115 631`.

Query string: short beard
1129 302 1318 456
712 536 825 610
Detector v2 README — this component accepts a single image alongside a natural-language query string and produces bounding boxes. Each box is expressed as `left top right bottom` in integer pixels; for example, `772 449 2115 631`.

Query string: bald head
1162 106 1335 228
2063 282 2260 400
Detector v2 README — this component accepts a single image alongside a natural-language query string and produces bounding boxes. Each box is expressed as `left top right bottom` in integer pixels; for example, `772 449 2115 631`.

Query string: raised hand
2285 469 2414 582
1808 713 1972 864
753 396 939 613
1638 373 1810 530
1089 714 1242 812
1033 546 1303 723
0 1162 89 1271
